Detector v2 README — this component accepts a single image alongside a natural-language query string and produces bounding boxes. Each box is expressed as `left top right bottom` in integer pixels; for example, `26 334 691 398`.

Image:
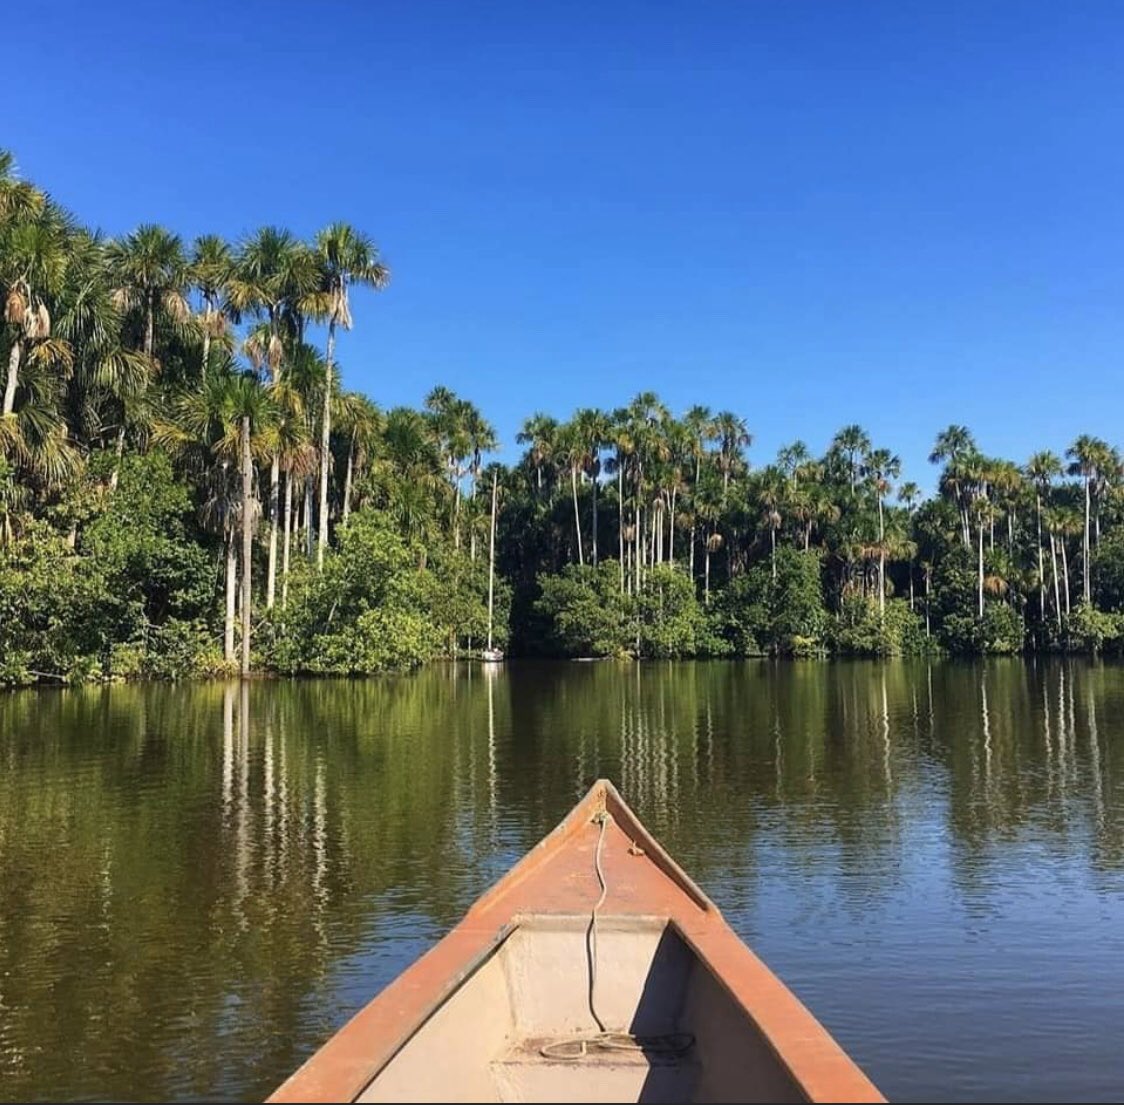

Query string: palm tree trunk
591 473 599 566
617 466 624 592
669 487 676 565
304 479 314 558
3 338 21 416
317 321 336 571
571 465 584 565
108 425 126 492
145 294 155 359
224 531 236 663
704 546 711 604
240 416 253 676
1061 536 1071 616
924 567 931 636
1083 476 1092 603
342 437 355 525
771 526 777 581
908 563 914 610
266 456 279 608
977 519 984 619
878 494 886 619
689 524 696 580
1036 492 1045 625
635 503 642 590
201 299 212 379
281 469 293 607
1050 530 1062 630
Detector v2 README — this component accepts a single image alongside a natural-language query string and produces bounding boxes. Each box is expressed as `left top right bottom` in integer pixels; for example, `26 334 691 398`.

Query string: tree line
2 149 1124 684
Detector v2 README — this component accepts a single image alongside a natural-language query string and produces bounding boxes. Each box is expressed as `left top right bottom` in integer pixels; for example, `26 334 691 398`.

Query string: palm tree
1025 450 1062 625
189 235 233 378
229 228 318 608
154 366 275 666
105 224 188 361
831 424 871 494
516 412 559 497
930 424 977 545
897 481 921 608
864 447 901 617
463 403 497 559
712 410 751 499
556 419 586 566
757 466 786 581
1067 435 1112 604
313 223 389 570
424 386 472 546
571 407 611 565
2 199 72 417
334 390 383 524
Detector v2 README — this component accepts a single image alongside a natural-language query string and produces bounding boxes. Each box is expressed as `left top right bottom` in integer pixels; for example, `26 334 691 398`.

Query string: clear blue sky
10 1 1124 486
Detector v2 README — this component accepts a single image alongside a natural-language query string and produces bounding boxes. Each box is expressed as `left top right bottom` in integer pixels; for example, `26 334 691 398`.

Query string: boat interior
357 913 805 1104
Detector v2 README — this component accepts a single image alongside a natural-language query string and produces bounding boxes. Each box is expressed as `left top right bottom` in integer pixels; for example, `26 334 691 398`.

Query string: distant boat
269 779 884 1104
481 647 505 663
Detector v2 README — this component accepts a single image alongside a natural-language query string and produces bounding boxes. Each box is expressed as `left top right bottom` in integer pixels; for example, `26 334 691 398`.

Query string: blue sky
10 1 1124 487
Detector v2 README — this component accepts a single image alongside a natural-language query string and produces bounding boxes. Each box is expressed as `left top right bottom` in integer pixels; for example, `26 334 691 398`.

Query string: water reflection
1 661 1124 1101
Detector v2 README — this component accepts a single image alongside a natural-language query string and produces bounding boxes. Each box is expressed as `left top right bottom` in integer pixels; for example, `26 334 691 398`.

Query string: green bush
832 595 933 656
709 548 827 656
265 509 445 674
1064 602 1123 654
534 561 631 657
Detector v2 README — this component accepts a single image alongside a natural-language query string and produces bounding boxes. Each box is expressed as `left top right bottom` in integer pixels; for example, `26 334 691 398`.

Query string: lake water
1 660 1123 1102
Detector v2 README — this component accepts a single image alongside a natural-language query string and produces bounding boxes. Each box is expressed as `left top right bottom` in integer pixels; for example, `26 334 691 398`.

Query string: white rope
539 809 694 1063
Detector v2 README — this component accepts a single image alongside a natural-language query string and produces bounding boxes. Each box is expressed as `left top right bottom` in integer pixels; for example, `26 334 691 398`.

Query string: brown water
1 660 1123 1102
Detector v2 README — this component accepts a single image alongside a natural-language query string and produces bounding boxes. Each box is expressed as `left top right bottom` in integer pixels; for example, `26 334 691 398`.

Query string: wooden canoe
269 779 884 1104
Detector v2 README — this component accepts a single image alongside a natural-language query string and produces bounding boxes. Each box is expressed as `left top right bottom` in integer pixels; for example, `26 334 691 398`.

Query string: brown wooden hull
269 780 884 1103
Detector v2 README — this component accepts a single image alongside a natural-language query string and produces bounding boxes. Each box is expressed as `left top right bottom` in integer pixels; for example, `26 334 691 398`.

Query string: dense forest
2 150 1124 685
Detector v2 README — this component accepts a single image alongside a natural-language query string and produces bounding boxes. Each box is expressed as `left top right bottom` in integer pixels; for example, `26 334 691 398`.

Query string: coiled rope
539 810 695 1062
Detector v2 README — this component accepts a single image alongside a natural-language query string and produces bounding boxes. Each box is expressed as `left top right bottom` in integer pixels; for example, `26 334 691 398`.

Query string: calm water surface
2 660 1124 1102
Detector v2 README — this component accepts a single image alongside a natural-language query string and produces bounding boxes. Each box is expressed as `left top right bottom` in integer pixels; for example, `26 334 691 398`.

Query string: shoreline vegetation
3 151 1124 687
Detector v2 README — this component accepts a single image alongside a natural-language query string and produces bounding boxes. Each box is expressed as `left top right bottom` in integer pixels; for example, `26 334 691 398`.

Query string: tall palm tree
2 198 72 417
154 366 275 666
712 410 751 499
516 412 559 497
556 419 585 566
313 223 389 569
105 224 188 361
757 466 786 581
229 228 318 608
864 447 901 617
930 424 977 545
571 407 611 565
1066 435 1112 604
334 390 384 524
189 235 233 379
897 481 921 608
463 403 497 559
1025 450 1062 625
831 424 871 494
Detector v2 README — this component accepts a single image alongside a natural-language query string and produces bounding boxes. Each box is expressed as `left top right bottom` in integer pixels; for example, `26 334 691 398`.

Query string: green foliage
833 596 933 656
710 548 827 656
534 561 631 657
1064 602 1123 654
636 564 721 658
0 454 219 685
1094 531 1124 613
265 509 445 674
